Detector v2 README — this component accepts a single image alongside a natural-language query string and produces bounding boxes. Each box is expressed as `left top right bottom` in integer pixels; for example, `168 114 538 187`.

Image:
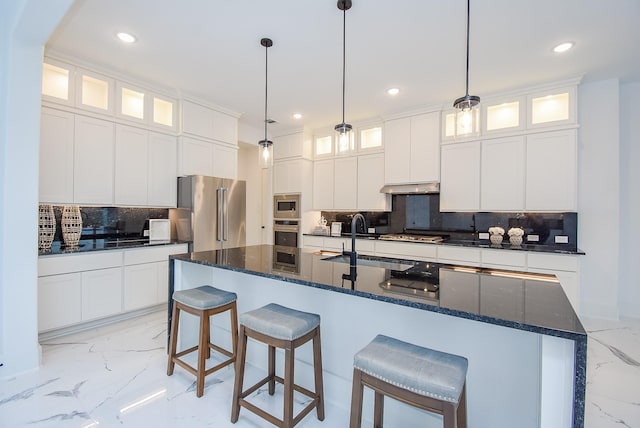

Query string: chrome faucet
342 213 366 288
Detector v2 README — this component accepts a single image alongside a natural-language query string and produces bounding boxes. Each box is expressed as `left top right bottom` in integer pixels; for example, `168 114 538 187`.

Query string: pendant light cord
341 5 346 124
264 42 269 139
464 0 470 97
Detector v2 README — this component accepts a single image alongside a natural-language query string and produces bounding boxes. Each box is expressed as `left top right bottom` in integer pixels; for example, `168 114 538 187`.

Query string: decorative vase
490 234 503 245
38 204 56 251
510 236 523 246
61 205 82 248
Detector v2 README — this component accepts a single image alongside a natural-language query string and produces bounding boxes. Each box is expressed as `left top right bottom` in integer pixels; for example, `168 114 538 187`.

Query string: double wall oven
273 194 301 272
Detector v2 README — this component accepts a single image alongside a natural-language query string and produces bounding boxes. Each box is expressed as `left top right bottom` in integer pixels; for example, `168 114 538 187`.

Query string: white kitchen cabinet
178 136 214 176
527 87 576 130
527 252 580 312
76 69 113 114
525 130 577 211
273 158 312 195
357 153 390 211
384 112 440 184
375 240 438 261
312 159 335 210
74 115 115 204
438 246 481 266
39 107 75 204
440 142 480 211
212 143 238 179
480 136 525 211
481 248 527 270
181 100 238 145
303 235 325 249
124 262 160 311
38 273 82 331
42 60 74 105
115 124 148 205
211 110 237 145
274 130 312 160
148 132 177 207
334 157 357 210
81 267 123 321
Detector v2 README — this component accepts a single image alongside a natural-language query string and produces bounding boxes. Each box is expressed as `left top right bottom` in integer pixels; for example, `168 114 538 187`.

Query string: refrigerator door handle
217 187 224 242
222 187 229 241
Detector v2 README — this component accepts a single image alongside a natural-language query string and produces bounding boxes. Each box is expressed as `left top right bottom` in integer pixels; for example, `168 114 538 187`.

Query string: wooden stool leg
204 310 211 359
196 310 207 397
443 402 457 428
312 328 325 420
167 303 180 376
374 391 384 428
349 368 364 428
457 383 467 428
230 302 238 363
283 344 295 428
231 325 248 423
268 344 276 395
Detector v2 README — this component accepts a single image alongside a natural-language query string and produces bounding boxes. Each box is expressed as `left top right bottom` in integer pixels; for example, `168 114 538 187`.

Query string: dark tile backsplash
47 206 169 241
322 194 578 247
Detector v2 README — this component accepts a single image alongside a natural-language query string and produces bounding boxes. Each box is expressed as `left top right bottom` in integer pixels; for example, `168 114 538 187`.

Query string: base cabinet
124 261 169 311
81 267 123 321
38 273 82 332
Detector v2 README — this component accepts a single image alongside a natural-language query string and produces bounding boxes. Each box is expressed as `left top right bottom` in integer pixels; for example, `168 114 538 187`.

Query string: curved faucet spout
342 213 366 288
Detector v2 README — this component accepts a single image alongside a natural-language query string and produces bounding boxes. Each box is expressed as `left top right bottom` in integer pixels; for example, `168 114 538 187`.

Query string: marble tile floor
0 311 638 428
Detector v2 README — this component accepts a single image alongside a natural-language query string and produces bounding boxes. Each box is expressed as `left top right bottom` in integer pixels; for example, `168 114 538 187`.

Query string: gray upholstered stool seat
167 285 238 398
231 303 324 427
350 335 468 428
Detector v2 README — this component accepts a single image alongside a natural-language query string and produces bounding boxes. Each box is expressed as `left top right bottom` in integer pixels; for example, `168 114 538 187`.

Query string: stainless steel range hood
380 182 440 194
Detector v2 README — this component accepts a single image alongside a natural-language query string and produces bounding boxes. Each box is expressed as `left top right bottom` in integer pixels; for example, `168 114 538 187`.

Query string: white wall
619 82 640 318
237 143 264 246
0 0 73 378
578 79 621 319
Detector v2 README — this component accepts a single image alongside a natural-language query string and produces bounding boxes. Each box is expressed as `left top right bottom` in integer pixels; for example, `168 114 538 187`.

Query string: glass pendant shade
334 122 354 153
258 139 273 168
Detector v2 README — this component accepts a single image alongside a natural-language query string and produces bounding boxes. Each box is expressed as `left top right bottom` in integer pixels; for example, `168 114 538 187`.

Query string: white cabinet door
181 100 214 139
115 124 148 205
81 267 122 321
357 153 389 211
39 108 75 204
273 159 303 194
124 263 159 311
38 273 82 331
481 136 525 211
384 117 411 184
313 159 334 209
525 130 577 211
211 110 237 145
157 260 170 303
213 143 237 179
334 157 357 210
410 112 440 182
273 133 297 160
440 142 480 211
178 136 214 176
148 132 177 207
74 115 115 204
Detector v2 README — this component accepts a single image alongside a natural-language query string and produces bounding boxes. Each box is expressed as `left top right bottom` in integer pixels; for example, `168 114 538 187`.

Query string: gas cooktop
378 234 444 243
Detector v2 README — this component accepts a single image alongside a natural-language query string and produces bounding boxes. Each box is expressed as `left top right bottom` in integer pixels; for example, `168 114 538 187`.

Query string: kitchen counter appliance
170 175 246 252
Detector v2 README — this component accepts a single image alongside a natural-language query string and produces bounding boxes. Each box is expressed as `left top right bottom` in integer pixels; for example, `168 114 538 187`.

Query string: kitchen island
170 245 586 428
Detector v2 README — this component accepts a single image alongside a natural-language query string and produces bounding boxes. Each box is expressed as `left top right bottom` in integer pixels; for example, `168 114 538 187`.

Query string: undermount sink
322 254 415 271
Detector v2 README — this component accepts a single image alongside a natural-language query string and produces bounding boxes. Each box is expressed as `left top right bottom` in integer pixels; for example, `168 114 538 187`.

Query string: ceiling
47 0 640 139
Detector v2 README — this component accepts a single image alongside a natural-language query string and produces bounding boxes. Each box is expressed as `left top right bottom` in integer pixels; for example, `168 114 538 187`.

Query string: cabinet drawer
375 241 438 261
437 246 481 265
303 235 324 248
527 253 578 272
39 251 122 276
481 249 527 269
124 244 188 265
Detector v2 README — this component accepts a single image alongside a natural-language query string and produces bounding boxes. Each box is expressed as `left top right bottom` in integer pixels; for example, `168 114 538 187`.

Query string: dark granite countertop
39 238 188 256
304 233 585 255
171 245 585 339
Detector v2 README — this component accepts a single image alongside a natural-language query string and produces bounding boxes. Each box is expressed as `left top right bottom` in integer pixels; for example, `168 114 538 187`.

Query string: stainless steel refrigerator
170 175 246 252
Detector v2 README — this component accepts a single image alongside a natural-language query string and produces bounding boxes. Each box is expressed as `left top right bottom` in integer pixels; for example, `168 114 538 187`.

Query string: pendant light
335 0 353 153
258 37 274 169
452 0 480 135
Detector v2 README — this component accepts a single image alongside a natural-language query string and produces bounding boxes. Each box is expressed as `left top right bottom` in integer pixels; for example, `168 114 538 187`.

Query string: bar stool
167 285 238 398
231 303 324 428
350 335 468 428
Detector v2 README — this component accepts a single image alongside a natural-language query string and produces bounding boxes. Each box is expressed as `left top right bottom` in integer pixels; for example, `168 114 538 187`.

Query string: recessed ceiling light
292 113 302 120
387 88 400 96
552 42 574 53
117 32 137 44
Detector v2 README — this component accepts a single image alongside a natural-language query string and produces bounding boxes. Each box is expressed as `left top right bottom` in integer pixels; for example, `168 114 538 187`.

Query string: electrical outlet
555 235 569 244
478 232 489 240
143 229 149 237
527 234 539 242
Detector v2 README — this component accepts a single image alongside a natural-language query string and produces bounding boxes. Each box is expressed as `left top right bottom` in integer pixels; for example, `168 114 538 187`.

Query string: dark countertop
304 233 585 255
170 245 587 428
171 245 585 339
39 238 188 256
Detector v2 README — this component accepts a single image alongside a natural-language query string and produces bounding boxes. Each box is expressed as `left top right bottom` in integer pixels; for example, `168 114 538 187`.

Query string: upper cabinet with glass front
482 96 526 135
76 69 114 114
117 83 177 130
42 60 75 106
441 108 481 142
527 86 576 130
